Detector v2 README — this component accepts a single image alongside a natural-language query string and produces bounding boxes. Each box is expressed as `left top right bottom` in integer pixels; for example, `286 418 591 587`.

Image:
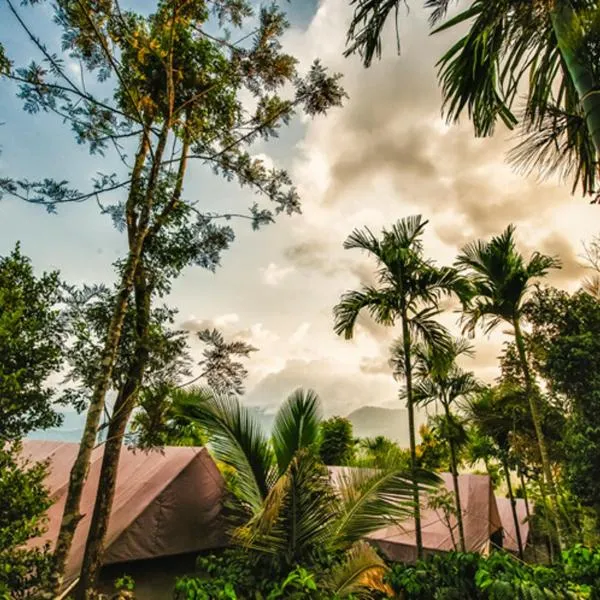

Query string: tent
496 497 530 553
329 468 503 563
23 440 227 595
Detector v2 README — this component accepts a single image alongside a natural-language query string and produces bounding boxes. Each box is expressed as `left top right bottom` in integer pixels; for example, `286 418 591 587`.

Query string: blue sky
2 0 599 435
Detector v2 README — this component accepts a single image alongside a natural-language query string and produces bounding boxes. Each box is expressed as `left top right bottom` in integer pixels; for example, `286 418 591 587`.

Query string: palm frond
345 0 404 67
526 251 561 278
582 273 600 298
332 467 441 548
325 541 391 599
235 451 336 564
408 306 452 354
386 215 428 250
508 104 599 198
272 388 322 476
435 0 518 136
344 226 382 257
174 387 274 511
333 287 399 339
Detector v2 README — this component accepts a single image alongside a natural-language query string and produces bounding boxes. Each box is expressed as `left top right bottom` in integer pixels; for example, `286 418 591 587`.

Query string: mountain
346 406 428 446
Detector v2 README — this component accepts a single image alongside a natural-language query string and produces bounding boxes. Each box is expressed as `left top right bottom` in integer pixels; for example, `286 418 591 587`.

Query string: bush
386 549 600 600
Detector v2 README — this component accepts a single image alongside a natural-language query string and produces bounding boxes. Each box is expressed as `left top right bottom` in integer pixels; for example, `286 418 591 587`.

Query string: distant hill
346 406 427 446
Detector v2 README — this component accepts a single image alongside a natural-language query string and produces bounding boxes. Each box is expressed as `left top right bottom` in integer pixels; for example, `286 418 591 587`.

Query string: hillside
346 406 428 446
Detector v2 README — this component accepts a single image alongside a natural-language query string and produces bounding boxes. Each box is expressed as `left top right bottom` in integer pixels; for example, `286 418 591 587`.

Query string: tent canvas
496 496 530 553
329 468 503 563
23 440 227 589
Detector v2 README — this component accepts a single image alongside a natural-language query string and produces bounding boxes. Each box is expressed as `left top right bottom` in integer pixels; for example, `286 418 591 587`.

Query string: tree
354 435 412 471
318 416 355 466
0 247 65 597
333 215 465 558
524 286 600 519
402 337 480 551
345 0 600 197
0 442 54 599
176 386 439 595
455 224 563 551
2 1 345 592
0 245 65 442
63 280 255 593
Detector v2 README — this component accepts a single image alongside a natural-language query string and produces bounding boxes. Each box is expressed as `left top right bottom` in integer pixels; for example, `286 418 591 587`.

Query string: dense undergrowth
173 546 600 600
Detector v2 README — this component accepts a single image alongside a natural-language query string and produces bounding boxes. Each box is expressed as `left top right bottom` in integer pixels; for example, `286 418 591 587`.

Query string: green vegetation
318 416 356 466
2 0 600 598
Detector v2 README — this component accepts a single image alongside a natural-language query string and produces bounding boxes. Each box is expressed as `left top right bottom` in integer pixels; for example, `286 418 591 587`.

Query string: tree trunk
519 470 537 562
401 309 423 559
513 317 563 554
443 402 466 552
50 120 170 594
551 3 600 158
77 266 151 598
502 456 524 560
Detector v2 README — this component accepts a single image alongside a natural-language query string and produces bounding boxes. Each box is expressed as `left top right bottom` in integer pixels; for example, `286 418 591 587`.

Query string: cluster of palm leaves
175 387 439 597
345 0 600 198
333 215 562 558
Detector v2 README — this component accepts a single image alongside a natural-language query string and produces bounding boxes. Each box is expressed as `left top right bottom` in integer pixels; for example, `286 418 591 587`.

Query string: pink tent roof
23 441 227 587
329 468 503 563
495 497 530 553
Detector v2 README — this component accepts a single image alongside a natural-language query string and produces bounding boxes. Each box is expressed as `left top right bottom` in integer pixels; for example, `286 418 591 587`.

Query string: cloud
244 358 399 416
290 322 311 344
260 262 295 286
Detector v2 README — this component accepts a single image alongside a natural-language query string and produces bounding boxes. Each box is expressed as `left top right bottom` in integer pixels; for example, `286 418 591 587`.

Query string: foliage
319 416 356 466
0 245 65 441
344 0 600 198
353 436 411 471
175 551 326 599
0 442 54 599
524 286 600 512
334 215 465 558
177 386 439 594
130 328 256 449
386 549 600 600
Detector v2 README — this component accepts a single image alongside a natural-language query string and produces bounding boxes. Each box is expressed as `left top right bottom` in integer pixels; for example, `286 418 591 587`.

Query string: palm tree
345 0 600 197
175 386 439 596
455 224 562 551
333 215 465 558
394 337 480 552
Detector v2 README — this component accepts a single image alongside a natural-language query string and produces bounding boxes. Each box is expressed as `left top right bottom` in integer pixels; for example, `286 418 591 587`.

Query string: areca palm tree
333 215 465 558
175 386 439 596
345 0 600 197
393 337 480 552
455 224 562 551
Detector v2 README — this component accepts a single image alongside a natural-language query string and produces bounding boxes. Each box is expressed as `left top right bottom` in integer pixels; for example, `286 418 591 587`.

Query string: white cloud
290 322 311 344
260 262 295 286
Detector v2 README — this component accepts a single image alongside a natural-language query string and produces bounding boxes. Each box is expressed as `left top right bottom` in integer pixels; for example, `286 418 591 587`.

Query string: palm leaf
272 388 322 476
235 450 336 564
325 541 391 599
174 386 274 511
332 466 441 547
333 287 399 339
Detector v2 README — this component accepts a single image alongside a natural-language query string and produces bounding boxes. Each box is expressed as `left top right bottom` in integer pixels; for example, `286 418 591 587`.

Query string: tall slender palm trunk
401 310 423 559
502 456 524 559
551 2 600 158
519 470 538 562
513 318 563 554
442 402 466 552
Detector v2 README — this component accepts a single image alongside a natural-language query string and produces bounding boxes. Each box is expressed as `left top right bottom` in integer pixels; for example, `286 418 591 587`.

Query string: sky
1 0 599 424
